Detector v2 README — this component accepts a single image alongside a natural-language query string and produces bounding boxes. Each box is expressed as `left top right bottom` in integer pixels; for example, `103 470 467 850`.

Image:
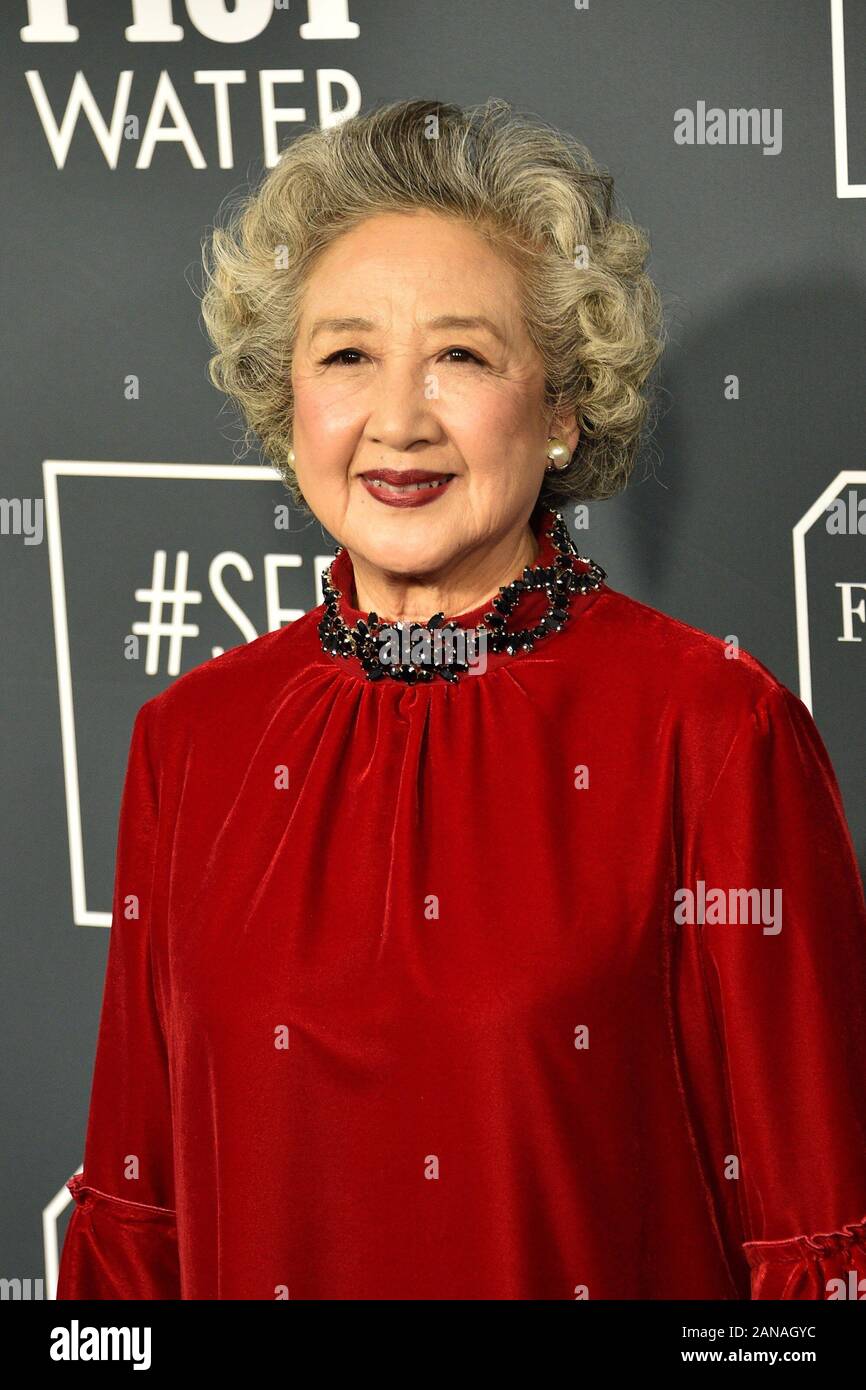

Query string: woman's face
290 209 577 578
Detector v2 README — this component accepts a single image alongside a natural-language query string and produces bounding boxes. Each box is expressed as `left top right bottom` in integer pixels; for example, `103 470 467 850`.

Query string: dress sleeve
689 684 866 1299
56 700 180 1300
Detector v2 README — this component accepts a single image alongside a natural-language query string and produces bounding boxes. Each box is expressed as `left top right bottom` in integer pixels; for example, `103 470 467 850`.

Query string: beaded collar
317 506 606 684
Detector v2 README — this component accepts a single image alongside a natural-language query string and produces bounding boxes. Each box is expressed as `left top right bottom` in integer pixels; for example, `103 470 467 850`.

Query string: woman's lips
360 474 456 508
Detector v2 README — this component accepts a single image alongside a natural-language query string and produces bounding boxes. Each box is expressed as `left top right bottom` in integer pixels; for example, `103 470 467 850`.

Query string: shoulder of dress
136 608 320 739
586 585 797 720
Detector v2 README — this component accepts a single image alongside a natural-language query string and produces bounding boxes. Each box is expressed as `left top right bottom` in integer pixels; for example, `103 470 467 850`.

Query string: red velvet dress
57 505 866 1300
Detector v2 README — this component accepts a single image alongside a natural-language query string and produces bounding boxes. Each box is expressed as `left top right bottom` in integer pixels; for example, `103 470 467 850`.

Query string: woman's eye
321 349 364 366
319 347 484 367
443 347 483 365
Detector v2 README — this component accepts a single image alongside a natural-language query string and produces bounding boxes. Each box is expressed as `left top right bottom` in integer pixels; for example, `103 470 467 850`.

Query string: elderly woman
57 98 866 1301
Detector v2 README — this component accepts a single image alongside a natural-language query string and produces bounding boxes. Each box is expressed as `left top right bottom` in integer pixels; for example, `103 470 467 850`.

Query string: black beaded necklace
317 509 606 684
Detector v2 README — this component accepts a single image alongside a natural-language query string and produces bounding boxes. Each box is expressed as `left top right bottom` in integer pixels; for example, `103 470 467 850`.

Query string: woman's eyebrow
308 314 505 344
309 316 376 341
424 314 505 343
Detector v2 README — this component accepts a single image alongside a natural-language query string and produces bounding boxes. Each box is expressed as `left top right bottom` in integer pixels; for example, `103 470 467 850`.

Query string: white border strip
831 0 865 198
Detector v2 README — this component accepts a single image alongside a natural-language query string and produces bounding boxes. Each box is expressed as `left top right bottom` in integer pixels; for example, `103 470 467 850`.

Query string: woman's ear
550 410 581 456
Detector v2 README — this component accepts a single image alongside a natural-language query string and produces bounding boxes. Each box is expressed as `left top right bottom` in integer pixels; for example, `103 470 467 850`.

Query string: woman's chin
345 501 463 565
356 533 459 581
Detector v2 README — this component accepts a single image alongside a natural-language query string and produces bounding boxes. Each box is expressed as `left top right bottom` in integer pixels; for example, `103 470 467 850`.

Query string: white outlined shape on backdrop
793 469 866 713
44 1166 81 1300
43 459 296 928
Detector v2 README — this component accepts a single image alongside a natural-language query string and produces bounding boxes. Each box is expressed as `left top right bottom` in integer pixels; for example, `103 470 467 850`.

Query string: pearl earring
545 437 571 472
287 446 296 467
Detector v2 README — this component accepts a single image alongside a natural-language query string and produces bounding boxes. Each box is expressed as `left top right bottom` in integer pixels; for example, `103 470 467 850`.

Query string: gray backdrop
2 0 864 1296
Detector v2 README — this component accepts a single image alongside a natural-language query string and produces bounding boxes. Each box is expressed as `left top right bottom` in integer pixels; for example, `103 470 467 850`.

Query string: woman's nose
365 355 440 445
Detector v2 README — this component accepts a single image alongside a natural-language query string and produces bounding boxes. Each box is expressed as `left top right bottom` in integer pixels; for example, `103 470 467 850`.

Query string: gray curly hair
200 97 666 513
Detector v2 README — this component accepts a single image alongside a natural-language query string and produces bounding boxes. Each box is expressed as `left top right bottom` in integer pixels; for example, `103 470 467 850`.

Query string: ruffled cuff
56 1172 180 1300
744 1215 866 1299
